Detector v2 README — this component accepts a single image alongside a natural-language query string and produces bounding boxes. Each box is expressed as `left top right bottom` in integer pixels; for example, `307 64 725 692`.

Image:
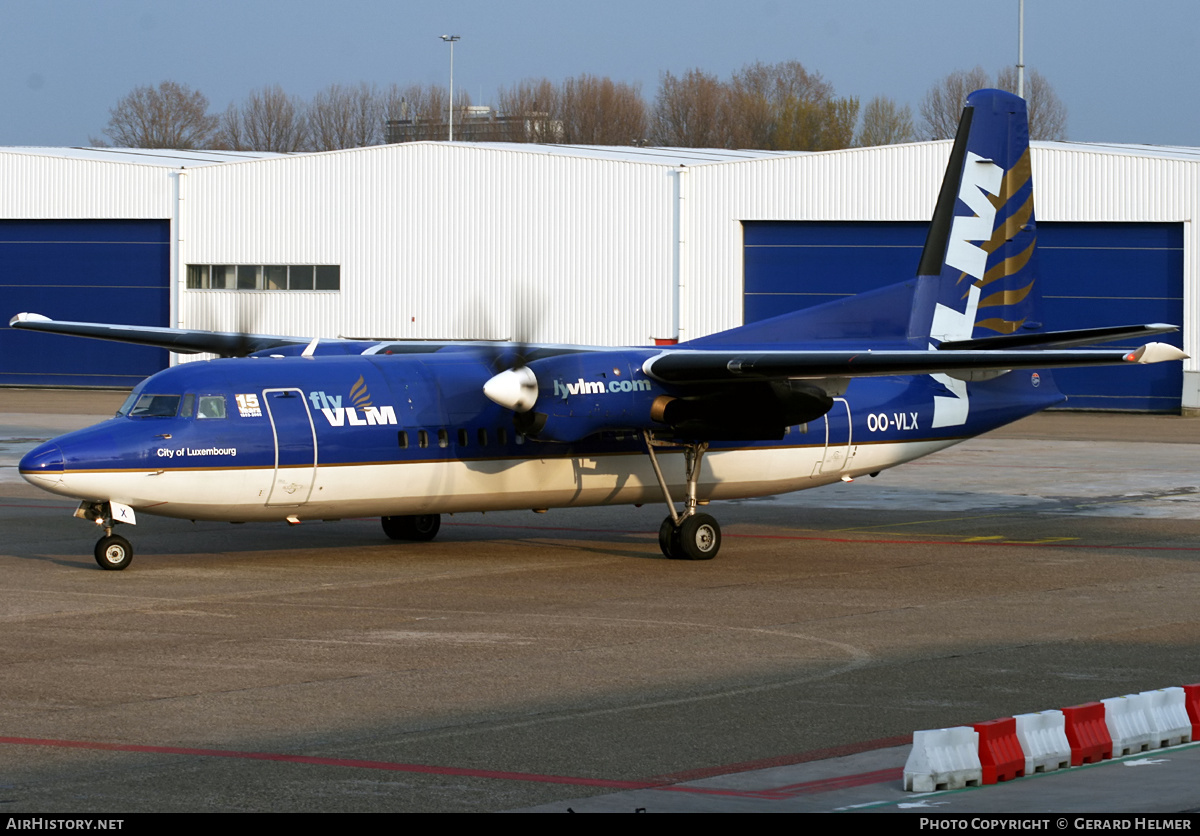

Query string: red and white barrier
903 727 982 792
903 682 1196 793
1013 710 1071 775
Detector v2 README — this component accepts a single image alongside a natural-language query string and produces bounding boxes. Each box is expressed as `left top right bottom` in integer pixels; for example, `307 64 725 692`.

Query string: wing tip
9 312 50 327
1128 342 1189 364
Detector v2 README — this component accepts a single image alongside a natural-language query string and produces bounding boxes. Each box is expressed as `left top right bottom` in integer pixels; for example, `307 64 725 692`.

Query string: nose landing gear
76 501 136 570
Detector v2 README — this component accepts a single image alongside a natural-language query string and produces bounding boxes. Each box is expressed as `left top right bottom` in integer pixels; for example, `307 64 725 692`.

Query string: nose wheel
94 533 133 570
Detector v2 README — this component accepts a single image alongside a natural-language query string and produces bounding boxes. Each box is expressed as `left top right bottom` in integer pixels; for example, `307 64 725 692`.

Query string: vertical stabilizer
909 90 1042 346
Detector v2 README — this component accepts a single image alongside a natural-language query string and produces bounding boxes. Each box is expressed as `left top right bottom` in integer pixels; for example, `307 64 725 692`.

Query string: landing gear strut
644 432 721 560
381 514 442 541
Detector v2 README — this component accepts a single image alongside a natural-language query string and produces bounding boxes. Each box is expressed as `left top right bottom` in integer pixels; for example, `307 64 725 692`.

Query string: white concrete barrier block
1014 710 1072 774
1103 693 1155 756
1140 687 1192 748
904 727 982 792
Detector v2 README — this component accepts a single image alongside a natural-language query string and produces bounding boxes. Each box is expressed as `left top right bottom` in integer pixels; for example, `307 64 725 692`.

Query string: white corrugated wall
0 152 173 218
180 143 676 348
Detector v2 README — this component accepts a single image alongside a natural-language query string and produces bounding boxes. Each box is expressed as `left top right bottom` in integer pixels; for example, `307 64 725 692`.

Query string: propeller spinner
483 366 539 412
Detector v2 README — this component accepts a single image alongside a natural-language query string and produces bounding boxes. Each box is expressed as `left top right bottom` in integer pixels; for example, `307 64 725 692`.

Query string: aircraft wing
642 342 1188 385
9 313 316 356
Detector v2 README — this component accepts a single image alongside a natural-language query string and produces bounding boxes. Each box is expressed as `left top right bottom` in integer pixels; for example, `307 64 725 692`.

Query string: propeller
472 291 545 414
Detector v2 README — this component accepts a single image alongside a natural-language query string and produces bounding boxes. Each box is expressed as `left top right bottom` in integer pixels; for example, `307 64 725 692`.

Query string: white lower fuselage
27 436 959 523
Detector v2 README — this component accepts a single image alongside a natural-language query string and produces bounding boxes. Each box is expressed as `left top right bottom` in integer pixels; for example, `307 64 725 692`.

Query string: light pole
1016 0 1025 98
440 34 461 141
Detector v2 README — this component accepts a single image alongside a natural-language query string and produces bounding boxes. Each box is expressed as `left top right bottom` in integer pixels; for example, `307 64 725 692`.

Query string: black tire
381 514 441 542
676 514 721 561
94 534 133 571
659 516 680 559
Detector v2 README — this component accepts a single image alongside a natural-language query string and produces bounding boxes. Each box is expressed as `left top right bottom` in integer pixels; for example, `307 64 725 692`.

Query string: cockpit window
116 391 140 417
197 395 227 419
128 394 182 418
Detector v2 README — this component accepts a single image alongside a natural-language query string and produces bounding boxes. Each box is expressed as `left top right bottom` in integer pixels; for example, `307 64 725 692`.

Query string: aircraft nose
19 441 65 488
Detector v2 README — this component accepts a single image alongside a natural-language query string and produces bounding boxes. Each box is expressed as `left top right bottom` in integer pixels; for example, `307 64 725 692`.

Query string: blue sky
2 0 1197 147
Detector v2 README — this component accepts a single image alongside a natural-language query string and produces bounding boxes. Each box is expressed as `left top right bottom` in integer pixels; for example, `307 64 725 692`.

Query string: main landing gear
643 432 722 560
381 514 442 541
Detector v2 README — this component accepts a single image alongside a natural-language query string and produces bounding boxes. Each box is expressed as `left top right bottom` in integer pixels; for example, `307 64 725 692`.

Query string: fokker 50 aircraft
12 89 1187 570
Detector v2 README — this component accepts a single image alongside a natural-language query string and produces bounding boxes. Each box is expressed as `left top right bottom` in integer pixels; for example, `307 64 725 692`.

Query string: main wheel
658 516 680 559
94 534 133 571
676 514 721 560
381 514 442 541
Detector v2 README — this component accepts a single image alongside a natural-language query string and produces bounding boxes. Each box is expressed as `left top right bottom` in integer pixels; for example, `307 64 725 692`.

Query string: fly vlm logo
309 375 397 427
553 377 653 401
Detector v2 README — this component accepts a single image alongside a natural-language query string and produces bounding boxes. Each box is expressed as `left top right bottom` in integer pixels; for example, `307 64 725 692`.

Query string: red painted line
1 734 909 800
658 767 902 799
0 503 74 510
649 735 910 784
441 521 1200 553
0 736 657 789
730 533 1200 552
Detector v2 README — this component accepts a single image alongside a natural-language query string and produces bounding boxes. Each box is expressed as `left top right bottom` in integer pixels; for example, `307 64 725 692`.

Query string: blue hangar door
0 219 170 387
743 221 1185 412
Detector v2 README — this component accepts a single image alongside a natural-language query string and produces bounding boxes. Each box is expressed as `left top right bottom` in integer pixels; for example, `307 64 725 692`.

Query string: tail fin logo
931 153 1004 345
945 153 1004 282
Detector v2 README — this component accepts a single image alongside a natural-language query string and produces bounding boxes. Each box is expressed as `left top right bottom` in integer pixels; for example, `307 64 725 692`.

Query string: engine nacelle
483 351 835 443
515 351 661 442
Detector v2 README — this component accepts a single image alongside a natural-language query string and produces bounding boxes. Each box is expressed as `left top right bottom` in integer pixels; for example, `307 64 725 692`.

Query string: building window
186 264 340 291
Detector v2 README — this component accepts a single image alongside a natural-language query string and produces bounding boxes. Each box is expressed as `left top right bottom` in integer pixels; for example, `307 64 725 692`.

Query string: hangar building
2 140 1196 413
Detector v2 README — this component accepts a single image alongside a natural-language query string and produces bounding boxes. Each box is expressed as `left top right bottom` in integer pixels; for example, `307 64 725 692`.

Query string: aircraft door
263 388 318 506
816 397 853 476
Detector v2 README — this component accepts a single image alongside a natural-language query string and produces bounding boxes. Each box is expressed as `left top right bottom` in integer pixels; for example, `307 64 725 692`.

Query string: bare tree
558 75 647 145
919 66 991 140
93 81 218 148
856 96 918 147
495 78 561 142
921 66 1067 141
996 66 1068 140
650 69 729 147
724 60 855 150
217 85 308 152
309 82 383 150
382 83 469 142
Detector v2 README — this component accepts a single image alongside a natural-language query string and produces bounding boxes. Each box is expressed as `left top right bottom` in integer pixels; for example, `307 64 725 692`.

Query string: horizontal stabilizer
938 324 1179 351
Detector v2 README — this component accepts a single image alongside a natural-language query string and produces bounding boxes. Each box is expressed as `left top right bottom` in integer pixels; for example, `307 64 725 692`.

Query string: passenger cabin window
197 396 226 419
397 431 409 449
